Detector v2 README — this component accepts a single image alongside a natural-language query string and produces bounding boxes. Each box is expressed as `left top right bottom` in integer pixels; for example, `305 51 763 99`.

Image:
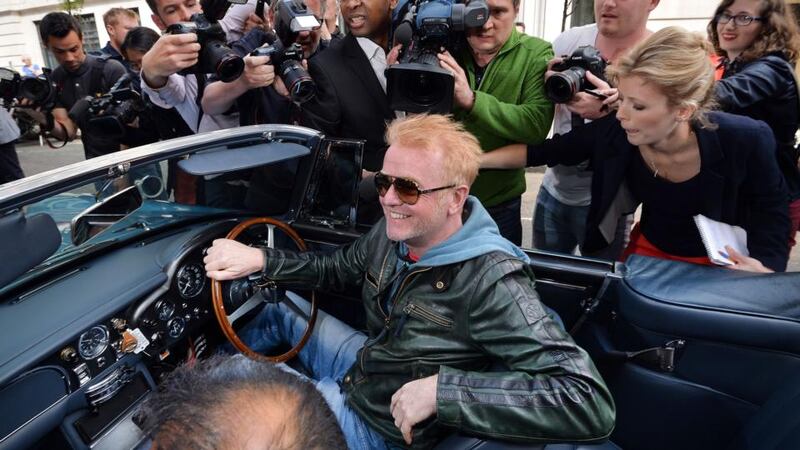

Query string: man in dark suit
300 0 398 173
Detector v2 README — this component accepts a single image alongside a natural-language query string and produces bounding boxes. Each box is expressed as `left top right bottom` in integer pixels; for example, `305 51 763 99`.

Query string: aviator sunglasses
373 172 455 205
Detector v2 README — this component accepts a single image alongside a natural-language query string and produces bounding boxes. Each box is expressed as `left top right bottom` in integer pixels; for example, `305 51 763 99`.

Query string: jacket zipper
403 303 454 328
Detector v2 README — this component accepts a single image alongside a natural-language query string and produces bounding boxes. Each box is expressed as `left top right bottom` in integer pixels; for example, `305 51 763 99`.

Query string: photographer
121 26 193 141
436 0 554 245
0 107 23 184
533 0 659 259
25 12 127 160
202 0 328 123
140 0 245 133
298 0 398 173
98 8 140 65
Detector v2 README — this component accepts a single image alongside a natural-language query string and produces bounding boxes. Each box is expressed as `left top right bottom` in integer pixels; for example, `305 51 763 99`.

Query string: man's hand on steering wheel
204 238 264 281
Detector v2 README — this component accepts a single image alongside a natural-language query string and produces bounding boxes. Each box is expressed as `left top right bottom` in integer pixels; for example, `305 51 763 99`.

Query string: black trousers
0 141 23 184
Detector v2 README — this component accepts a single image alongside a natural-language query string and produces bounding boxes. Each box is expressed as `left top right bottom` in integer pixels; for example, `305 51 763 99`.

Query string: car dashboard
0 219 244 450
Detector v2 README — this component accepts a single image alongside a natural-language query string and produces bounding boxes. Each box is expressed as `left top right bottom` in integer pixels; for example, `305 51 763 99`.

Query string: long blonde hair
607 27 717 128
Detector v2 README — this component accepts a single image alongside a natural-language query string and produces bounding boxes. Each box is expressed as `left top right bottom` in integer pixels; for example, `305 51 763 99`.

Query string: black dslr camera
0 67 55 109
166 13 245 82
386 0 488 114
70 74 145 139
250 0 318 103
545 46 607 104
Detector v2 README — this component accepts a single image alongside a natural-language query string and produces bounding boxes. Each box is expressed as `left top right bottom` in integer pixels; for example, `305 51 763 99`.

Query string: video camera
386 0 488 114
70 74 145 139
166 13 245 82
545 46 607 104
250 0 318 103
0 67 55 109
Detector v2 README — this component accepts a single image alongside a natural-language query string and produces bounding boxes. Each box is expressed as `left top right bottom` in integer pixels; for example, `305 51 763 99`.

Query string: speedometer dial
176 263 206 298
78 325 109 360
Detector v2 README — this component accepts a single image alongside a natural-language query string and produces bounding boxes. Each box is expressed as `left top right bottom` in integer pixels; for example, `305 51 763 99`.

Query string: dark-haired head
39 12 82 43
121 26 161 55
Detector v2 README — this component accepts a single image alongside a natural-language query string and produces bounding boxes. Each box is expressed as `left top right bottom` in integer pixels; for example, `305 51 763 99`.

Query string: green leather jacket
263 219 615 448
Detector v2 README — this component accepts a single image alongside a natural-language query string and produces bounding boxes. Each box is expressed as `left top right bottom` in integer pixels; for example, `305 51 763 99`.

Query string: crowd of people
1 0 799 446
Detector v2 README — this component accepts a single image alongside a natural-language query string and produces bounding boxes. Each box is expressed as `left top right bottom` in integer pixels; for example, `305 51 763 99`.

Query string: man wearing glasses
203 114 615 450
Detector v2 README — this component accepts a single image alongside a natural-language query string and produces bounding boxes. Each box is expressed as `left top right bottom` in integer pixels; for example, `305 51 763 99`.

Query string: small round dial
176 263 206 299
155 300 175 321
78 325 109 360
167 317 186 339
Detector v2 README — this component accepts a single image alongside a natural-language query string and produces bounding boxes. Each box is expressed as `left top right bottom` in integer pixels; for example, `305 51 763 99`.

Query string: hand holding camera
436 51 474 111
141 33 202 88
544 46 617 120
240 53 276 90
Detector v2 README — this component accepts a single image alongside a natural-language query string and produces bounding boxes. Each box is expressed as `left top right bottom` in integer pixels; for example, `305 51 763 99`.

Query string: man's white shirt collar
356 37 387 93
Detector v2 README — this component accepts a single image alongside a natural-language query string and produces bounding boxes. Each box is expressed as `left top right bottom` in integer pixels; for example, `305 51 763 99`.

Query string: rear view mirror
71 186 143 246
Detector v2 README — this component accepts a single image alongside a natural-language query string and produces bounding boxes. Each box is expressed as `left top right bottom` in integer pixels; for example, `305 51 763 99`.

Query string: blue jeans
533 188 631 260
486 197 522 246
234 292 388 450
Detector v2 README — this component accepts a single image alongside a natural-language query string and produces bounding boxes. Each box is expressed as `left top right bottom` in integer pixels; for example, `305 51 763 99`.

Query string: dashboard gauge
78 325 109 360
167 317 186 339
155 300 175 321
176 263 206 299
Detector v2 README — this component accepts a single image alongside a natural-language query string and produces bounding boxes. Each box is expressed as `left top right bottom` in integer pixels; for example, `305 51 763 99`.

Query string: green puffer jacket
262 205 615 448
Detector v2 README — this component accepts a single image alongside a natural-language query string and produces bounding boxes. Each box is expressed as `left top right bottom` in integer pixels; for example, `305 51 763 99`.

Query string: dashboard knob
60 347 78 362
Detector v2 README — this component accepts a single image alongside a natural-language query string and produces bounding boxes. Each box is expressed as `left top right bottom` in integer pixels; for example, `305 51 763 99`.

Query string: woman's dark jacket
526 112 790 271
716 53 800 199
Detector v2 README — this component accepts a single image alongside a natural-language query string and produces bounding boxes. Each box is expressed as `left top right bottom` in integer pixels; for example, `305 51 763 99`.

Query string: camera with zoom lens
250 0 318 103
166 13 245 82
387 0 488 114
70 74 146 139
0 67 55 109
545 45 607 104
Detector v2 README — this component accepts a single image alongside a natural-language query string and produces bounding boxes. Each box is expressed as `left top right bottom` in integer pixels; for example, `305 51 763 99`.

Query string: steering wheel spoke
226 293 266 324
211 217 317 363
281 291 312 322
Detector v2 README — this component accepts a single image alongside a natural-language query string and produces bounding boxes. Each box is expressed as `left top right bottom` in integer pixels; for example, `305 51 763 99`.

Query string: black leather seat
727 373 800 450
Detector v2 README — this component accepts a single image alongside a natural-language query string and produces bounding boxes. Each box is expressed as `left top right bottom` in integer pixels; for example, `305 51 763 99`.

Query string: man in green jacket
204 114 614 449
438 0 554 245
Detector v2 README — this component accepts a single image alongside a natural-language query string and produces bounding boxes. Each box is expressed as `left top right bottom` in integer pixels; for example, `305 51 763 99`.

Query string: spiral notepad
693 214 749 266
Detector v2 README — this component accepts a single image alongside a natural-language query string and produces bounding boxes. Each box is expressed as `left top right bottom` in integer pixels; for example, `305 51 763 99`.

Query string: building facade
0 0 157 71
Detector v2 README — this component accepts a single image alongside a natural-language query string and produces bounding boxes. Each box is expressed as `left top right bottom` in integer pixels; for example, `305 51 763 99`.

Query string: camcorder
70 74 146 139
0 67 56 109
387 0 488 114
545 45 607 104
250 0 318 103
166 13 245 82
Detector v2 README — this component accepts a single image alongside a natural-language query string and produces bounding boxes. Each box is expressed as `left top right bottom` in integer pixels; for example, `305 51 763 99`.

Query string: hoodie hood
399 196 529 267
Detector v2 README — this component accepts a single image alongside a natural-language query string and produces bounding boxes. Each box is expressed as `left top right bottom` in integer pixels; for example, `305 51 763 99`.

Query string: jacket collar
342 34 394 119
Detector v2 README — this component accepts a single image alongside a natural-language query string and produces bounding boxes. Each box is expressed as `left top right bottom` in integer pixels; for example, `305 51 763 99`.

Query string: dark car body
0 125 798 450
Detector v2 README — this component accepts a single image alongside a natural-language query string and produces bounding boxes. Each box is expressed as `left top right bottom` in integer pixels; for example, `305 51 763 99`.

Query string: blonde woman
482 27 790 272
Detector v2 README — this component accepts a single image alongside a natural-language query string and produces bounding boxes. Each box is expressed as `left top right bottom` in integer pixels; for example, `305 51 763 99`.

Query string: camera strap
194 74 206 130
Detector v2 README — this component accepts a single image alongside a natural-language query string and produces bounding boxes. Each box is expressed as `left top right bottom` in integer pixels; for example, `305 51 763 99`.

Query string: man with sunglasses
204 114 614 449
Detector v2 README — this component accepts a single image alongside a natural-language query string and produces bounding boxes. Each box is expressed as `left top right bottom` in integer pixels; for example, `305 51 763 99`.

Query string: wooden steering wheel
211 217 317 363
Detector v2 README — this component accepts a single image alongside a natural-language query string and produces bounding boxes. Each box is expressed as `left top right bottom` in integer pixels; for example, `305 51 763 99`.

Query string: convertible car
1 124 798 450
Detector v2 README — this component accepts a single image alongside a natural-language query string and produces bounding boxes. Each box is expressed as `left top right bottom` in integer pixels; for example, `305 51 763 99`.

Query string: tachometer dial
156 300 175 321
167 317 186 339
78 325 109 360
176 263 206 298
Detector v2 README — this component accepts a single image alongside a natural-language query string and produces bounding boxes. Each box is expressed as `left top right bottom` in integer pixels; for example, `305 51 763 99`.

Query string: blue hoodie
398 196 529 268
